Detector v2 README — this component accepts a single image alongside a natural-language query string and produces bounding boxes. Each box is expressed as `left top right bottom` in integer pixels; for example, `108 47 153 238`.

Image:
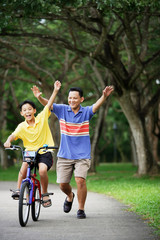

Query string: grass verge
0 163 159 235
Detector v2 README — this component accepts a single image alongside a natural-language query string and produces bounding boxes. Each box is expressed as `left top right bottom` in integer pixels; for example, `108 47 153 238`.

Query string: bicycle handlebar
5 144 58 156
5 145 23 152
37 145 58 152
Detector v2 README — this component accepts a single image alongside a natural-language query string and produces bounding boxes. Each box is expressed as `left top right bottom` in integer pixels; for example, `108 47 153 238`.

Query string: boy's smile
20 103 36 124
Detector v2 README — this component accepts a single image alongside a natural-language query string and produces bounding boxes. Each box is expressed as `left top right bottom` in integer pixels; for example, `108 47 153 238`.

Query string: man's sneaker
77 209 86 219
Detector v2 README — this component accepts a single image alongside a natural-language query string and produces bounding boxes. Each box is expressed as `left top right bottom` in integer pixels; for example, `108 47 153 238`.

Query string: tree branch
142 88 160 116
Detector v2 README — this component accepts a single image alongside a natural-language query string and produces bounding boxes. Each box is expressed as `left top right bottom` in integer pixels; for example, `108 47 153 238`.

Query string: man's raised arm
31 85 49 106
92 86 114 113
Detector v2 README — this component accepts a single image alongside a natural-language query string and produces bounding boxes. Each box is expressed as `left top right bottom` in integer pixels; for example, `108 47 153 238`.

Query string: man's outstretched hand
103 86 114 98
31 85 42 98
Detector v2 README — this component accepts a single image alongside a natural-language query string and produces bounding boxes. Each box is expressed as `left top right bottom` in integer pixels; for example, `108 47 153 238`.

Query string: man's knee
75 177 86 188
60 183 69 191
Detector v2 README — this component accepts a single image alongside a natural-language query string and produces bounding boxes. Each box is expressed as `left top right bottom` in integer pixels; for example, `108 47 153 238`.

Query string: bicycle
6 144 58 227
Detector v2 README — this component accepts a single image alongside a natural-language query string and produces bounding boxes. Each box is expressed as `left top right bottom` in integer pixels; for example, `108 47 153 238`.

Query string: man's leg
75 177 87 211
60 183 74 202
57 157 75 212
74 159 90 218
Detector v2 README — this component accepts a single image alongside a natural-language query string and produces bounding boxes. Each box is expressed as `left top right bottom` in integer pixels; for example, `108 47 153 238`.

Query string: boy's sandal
41 193 52 208
10 189 20 200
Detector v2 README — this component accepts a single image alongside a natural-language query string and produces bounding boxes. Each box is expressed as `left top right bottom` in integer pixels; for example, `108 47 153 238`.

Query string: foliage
0 0 160 174
0 0 160 31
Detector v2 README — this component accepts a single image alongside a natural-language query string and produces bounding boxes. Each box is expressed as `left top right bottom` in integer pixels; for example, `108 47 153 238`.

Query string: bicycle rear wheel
31 186 41 221
19 182 30 227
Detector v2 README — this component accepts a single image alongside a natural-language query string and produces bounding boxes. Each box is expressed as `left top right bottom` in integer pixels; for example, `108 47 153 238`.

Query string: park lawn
86 163 160 234
0 163 159 234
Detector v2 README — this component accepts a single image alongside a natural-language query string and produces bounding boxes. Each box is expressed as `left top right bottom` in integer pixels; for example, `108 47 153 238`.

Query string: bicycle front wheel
31 186 41 221
19 182 30 227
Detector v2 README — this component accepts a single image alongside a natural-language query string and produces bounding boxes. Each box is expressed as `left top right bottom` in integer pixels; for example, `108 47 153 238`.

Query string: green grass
0 163 160 234
85 163 160 234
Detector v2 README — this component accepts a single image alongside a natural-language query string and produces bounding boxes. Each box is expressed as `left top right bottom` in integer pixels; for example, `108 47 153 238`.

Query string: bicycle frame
21 164 41 205
5 144 58 226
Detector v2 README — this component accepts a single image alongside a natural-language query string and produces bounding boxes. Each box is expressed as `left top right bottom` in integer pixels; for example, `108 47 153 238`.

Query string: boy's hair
69 87 83 97
19 100 36 111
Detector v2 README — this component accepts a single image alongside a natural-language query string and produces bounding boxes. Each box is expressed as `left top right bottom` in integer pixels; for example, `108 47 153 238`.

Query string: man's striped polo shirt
52 104 95 160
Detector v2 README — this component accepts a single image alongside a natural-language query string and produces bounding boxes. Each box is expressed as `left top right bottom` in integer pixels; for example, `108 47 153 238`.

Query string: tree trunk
90 104 108 172
0 74 8 168
130 130 138 166
118 92 159 175
146 111 160 164
0 145 8 169
49 115 59 171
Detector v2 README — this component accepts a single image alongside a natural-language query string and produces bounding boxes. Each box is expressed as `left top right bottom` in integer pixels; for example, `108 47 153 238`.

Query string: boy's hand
54 80 61 91
4 141 11 148
31 85 42 98
103 86 114 98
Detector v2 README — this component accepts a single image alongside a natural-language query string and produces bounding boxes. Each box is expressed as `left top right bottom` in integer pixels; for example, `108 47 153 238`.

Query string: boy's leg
12 162 28 199
38 162 52 208
17 162 28 189
37 152 53 194
38 162 48 194
37 152 53 207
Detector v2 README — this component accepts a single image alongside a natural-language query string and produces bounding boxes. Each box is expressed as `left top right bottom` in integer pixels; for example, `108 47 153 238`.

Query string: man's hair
69 87 83 97
19 100 36 111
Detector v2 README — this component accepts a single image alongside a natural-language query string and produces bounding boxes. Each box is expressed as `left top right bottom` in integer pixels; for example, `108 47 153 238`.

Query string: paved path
0 181 159 240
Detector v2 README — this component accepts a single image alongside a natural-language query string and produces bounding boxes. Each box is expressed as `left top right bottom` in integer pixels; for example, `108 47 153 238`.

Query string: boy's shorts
56 157 91 183
36 152 53 171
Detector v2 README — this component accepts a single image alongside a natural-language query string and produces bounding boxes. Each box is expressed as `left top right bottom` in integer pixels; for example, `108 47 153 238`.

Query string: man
32 83 114 218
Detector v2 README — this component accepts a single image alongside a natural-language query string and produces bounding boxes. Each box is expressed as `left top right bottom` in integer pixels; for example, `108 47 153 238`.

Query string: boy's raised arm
92 86 114 113
47 81 61 110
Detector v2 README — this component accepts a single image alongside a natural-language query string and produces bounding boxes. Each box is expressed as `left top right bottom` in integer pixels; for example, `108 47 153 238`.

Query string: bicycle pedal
48 192 54 196
12 196 19 200
10 189 15 192
42 192 54 197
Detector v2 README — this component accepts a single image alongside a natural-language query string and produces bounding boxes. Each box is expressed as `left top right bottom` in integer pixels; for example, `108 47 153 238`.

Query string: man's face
68 91 84 111
20 103 36 121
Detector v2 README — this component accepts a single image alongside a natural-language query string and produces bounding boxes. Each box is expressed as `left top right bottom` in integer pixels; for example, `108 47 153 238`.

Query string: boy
4 80 61 207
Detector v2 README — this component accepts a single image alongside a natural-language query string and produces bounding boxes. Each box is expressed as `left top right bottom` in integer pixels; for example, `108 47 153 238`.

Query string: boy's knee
38 163 48 177
39 168 47 177
19 162 28 178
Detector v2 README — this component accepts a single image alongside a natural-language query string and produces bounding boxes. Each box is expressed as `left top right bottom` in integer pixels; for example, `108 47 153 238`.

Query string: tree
0 33 108 171
0 0 160 174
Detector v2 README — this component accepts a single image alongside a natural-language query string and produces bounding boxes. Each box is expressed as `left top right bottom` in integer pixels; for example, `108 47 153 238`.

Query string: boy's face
68 91 84 111
20 103 36 121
